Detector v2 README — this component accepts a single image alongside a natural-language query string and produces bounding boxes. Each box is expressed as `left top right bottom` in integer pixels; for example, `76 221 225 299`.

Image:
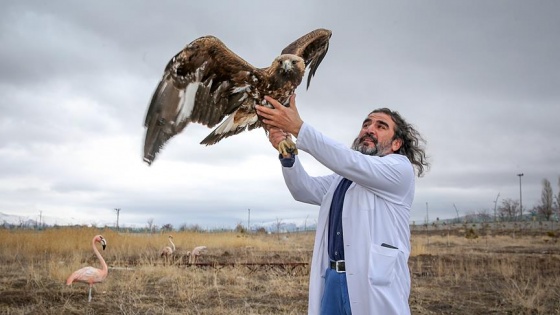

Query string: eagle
143 28 332 165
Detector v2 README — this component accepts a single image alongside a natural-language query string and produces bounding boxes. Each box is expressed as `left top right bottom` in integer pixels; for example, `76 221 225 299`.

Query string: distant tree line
413 175 560 225
497 176 559 222
5 176 559 231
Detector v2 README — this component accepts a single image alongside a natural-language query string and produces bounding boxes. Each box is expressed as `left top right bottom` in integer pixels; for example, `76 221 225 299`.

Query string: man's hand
256 94 303 137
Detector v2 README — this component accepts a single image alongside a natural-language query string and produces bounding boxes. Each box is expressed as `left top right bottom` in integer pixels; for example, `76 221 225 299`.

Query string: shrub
465 228 479 239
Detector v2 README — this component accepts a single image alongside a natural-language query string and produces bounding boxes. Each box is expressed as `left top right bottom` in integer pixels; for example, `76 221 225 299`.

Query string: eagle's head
272 54 305 79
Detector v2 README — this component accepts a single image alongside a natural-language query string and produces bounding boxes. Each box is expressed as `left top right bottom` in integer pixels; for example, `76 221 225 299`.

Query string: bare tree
235 222 246 233
189 224 203 232
476 208 492 222
275 217 285 238
498 198 520 221
161 223 173 232
464 210 477 223
147 218 154 233
537 178 554 220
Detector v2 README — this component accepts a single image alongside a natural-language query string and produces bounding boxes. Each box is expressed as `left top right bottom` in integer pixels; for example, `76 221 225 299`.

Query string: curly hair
370 108 430 177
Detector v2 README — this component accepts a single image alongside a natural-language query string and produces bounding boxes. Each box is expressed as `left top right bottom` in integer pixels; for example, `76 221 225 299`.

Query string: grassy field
0 227 559 314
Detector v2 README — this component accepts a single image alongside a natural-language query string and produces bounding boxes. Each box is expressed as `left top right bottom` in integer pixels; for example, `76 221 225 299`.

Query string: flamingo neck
92 238 108 273
169 239 176 251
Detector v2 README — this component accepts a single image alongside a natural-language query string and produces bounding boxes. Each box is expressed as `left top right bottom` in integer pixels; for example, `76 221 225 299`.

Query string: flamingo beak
101 239 107 250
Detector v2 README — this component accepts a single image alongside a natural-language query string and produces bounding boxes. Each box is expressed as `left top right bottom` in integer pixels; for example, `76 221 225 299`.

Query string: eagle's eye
292 60 297 65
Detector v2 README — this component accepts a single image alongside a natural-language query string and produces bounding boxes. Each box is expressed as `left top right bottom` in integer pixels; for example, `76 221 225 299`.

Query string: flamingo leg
88 286 92 302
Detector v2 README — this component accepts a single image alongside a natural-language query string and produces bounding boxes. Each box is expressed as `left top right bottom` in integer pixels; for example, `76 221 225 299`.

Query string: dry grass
1 227 560 314
410 232 560 314
0 228 312 315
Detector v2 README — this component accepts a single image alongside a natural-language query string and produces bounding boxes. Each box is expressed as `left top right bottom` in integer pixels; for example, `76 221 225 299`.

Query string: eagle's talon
278 138 298 158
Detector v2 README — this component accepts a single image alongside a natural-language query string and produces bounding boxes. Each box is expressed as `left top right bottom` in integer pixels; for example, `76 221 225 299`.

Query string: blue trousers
320 268 352 315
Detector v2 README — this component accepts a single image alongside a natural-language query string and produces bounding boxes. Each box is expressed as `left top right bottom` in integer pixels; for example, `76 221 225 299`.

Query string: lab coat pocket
368 243 398 286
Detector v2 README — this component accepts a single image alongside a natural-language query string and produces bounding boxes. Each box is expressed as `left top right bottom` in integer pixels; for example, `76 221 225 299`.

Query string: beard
351 134 392 157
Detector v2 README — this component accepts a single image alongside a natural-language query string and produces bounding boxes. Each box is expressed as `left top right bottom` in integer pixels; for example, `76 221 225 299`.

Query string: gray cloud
1 0 559 228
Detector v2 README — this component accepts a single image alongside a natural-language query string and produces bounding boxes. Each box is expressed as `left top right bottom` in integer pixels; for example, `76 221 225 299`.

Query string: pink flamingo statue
66 234 108 302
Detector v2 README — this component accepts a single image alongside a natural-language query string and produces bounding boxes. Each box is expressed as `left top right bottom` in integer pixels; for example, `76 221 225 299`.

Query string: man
256 95 429 315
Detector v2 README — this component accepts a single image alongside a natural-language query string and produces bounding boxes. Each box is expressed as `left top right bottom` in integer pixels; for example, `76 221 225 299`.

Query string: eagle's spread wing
143 36 260 165
281 28 331 89
143 29 332 165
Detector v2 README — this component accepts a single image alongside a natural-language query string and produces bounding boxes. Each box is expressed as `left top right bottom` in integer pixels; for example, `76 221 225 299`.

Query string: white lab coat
282 123 414 315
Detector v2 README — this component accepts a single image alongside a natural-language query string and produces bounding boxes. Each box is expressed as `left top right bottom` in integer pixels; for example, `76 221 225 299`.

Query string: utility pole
115 208 121 231
517 173 524 219
493 192 500 222
247 208 250 233
453 203 460 222
39 211 42 228
426 202 430 247
426 202 429 224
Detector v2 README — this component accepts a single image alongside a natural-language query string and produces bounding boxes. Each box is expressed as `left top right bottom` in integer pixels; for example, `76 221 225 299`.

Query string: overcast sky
1 0 558 229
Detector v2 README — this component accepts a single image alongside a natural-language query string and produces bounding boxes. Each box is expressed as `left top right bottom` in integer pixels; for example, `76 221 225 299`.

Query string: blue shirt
327 178 352 261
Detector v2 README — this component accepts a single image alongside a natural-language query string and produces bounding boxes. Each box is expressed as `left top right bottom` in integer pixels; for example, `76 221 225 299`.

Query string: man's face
351 112 401 156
